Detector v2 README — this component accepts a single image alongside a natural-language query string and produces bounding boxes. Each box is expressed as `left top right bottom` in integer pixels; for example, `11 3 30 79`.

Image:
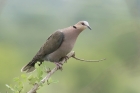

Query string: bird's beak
87 26 92 30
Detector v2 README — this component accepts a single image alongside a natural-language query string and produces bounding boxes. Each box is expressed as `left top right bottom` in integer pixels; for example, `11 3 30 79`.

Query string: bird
21 21 91 73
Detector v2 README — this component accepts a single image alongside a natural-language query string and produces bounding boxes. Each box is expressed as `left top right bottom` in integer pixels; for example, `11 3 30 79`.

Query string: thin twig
27 51 105 93
72 56 106 62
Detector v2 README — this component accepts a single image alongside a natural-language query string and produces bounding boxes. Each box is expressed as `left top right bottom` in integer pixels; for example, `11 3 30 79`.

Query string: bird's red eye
81 23 85 25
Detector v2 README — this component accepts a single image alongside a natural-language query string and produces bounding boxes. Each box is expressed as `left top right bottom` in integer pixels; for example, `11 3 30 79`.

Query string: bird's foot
62 56 69 63
54 62 63 70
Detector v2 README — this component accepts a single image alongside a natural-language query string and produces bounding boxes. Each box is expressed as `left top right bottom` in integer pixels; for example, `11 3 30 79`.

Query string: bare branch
27 51 105 93
72 55 106 62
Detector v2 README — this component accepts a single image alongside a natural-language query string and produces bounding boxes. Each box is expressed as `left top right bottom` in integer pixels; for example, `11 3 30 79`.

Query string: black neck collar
73 26 77 29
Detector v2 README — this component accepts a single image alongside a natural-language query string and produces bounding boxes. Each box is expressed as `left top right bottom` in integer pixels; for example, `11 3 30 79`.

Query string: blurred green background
0 0 140 93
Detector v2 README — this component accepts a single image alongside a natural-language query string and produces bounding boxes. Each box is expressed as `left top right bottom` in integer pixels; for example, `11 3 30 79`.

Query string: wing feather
21 31 64 72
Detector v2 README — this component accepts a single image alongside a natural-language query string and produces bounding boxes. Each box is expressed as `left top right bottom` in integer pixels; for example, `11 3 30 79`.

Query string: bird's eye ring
81 23 85 25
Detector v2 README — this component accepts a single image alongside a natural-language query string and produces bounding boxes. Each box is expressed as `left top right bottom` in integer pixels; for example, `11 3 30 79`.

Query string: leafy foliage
6 62 58 93
6 74 26 93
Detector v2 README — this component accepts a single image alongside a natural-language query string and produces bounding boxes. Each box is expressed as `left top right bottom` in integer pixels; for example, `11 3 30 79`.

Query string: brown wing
34 31 64 61
21 31 64 72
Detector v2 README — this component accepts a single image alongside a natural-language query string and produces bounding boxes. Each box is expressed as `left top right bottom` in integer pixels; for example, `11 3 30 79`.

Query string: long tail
21 60 37 73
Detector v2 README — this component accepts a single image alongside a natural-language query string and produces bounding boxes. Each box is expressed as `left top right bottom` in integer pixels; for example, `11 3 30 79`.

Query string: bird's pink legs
54 62 63 70
54 56 69 70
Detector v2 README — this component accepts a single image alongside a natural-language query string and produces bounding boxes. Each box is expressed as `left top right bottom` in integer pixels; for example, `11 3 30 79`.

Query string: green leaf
28 76 38 85
48 78 59 84
37 77 43 82
28 74 33 80
21 74 27 79
14 85 23 92
37 70 43 78
13 77 20 82
35 62 40 69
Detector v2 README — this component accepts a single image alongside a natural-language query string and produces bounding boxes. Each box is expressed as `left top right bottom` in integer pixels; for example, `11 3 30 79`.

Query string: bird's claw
63 56 69 63
54 62 63 70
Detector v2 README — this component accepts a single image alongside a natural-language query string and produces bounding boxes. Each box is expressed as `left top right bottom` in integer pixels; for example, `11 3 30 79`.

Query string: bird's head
73 21 92 31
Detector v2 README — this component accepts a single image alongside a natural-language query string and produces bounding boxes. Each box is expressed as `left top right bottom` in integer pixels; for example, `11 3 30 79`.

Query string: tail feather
21 61 37 73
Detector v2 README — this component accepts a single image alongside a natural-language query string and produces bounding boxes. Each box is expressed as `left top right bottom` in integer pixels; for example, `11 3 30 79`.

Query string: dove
21 21 91 73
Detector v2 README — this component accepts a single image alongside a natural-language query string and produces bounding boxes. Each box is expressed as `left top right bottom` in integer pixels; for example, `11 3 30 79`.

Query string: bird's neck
62 26 82 38
60 27 81 49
